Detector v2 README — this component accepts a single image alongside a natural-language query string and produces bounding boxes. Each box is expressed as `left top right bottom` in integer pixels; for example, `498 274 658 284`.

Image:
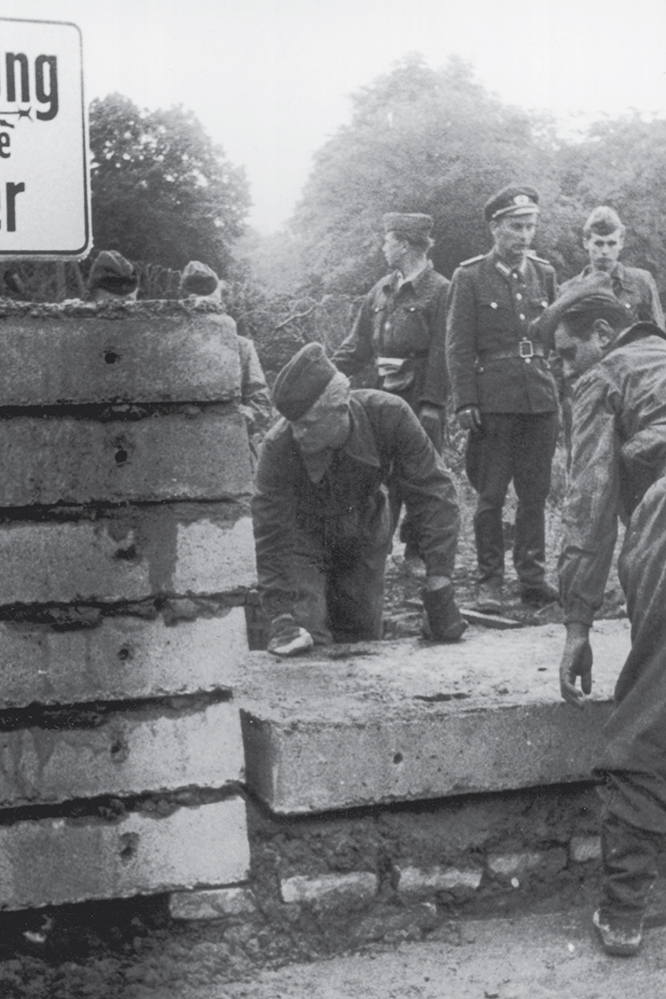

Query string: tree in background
291 55 558 294
549 113 666 287
89 93 250 274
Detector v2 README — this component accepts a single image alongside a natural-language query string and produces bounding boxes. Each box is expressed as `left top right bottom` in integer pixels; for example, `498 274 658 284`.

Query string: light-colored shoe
593 908 643 957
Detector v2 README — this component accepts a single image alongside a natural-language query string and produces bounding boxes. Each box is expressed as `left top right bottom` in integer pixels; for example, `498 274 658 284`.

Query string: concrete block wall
0 299 252 909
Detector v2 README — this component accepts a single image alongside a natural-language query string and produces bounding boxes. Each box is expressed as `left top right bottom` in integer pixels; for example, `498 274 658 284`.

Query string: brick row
0 312 241 405
0 796 249 909
0 607 248 708
0 410 252 505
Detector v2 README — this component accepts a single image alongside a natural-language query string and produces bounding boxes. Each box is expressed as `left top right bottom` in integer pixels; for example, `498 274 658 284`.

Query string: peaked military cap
484 185 540 223
272 342 338 421
88 250 138 295
382 213 434 237
179 260 219 297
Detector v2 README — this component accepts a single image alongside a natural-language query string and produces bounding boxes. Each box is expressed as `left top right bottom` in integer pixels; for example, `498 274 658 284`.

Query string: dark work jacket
252 390 460 622
445 249 558 413
560 323 666 626
332 263 450 410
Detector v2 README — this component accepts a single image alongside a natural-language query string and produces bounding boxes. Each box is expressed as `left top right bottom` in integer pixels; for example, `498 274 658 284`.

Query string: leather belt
478 340 545 361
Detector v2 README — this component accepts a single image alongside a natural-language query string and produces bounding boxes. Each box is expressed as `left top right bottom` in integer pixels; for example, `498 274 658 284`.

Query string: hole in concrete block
113 545 137 562
393 753 403 764
118 832 139 863
110 735 129 763
117 644 134 662
114 449 129 464
104 350 120 364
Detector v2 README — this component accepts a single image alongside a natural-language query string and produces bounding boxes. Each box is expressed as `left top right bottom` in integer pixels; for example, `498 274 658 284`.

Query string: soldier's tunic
559 262 664 330
445 248 558 587
252 389 460 645
560 322 666 831
332 262 449 417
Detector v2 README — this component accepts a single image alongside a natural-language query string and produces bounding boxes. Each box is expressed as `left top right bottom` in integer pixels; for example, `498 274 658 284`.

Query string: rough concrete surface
213 912 666 999
0 513 256 603
0 607 249 708
0 311 241 405
0 698 243 806
0 796 249 909
237 620 630 812
0 410 252 505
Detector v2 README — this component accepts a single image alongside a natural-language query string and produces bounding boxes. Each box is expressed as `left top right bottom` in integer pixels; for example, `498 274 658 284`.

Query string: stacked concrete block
0 299 253 909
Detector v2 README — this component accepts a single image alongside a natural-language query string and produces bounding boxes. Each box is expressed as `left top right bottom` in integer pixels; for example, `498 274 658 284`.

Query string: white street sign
0 17 90 258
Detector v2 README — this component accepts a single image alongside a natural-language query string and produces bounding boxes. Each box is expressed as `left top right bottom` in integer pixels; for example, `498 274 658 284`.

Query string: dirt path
212 912 666 999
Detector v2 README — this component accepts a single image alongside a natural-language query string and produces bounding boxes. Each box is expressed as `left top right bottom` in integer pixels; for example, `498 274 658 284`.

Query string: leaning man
543 278 666 956
252 342 466 655
446 185 559 613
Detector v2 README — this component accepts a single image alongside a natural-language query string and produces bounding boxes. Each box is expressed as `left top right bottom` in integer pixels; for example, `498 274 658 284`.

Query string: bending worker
251 342 466 655
541 276 666 957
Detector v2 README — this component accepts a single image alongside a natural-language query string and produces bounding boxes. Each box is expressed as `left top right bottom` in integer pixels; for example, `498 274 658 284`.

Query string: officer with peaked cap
251 342 466 655
541 278 666 956
445 184 559 614
332 212 450 559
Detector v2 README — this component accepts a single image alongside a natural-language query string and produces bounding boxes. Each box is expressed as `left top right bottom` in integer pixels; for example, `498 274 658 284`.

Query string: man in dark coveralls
541 279 666 956
445 185 559 613
251 342 466 656
332 213 449 559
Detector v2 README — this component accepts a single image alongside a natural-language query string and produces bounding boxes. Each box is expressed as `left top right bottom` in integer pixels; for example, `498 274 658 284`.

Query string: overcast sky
3 0 666 232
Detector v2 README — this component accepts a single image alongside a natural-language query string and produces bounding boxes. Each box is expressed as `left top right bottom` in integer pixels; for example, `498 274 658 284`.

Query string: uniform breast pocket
477 298 513 336
391 304 428 351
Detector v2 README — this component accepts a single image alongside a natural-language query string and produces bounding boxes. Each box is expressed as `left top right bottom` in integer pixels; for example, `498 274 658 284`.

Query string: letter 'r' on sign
0 18 90 257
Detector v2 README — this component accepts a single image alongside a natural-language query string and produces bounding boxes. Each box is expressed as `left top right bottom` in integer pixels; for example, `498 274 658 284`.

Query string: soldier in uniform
539 279 666 956
559 206 664 328
252 342 466 655
332 213 449 558
179 260 272 456
445 185 559 613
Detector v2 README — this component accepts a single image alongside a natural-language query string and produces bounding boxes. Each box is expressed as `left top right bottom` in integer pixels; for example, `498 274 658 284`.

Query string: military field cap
583 205 624 237
88 250 138 295
532 273 619 347
484 185 540 223
382 213 434 237
272 342 337 421
179 260 219 296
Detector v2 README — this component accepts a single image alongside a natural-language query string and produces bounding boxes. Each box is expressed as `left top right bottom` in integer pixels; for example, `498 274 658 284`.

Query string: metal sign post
0 17 90 258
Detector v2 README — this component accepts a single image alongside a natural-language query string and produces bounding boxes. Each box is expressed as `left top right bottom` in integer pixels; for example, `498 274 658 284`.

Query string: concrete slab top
235 619 630 725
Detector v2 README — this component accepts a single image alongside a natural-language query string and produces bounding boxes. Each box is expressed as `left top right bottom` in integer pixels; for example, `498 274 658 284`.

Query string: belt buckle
519 339 534 358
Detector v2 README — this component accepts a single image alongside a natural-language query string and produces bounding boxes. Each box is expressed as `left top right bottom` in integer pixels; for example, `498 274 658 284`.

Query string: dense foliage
290 55 666 298
89 93 250 274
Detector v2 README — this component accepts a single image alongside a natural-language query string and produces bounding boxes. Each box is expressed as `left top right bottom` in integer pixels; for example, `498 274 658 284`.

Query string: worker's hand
418 404 443 451
268 614 314 657
422 578 467 642
560 622 593 708
457 406 482 432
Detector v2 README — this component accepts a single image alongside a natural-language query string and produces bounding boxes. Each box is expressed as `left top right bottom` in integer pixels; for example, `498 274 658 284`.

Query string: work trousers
594 476 666 915
290 499 394 645
465 411 558 587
